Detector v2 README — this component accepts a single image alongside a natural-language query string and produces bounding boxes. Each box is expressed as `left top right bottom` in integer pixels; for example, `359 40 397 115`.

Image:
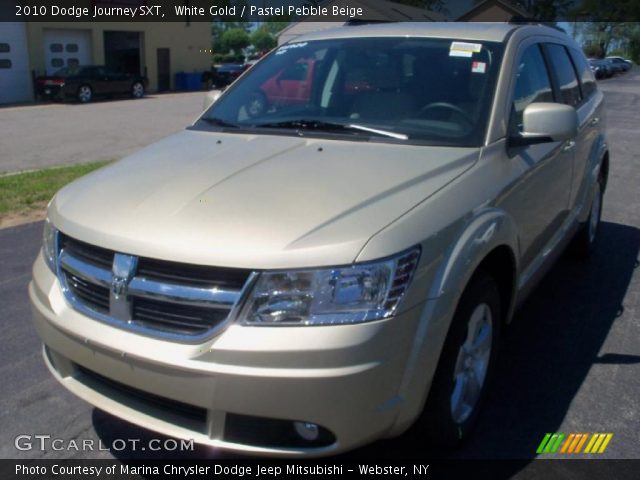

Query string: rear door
104 67 131 94
565 46 603 212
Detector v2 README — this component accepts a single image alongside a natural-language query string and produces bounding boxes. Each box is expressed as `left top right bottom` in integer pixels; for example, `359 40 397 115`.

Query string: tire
246 91 268 117
570 177 603 258
77 85 92 103
131 81 145 99
419 270 500 447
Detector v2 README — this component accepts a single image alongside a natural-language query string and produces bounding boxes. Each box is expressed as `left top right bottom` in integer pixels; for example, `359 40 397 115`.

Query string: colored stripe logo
537 433 613 454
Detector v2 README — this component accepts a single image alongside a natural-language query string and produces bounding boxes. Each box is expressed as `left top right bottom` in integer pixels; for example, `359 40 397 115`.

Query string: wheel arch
389 209 520 436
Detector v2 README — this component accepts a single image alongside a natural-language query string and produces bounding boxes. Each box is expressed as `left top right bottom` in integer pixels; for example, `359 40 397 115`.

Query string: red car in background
246 58 372 116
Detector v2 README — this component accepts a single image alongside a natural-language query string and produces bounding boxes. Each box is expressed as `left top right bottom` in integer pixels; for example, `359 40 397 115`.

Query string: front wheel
131 81 145 99
569 178 603 258
419 270 500 447
77 85 92 103
246 91 268 117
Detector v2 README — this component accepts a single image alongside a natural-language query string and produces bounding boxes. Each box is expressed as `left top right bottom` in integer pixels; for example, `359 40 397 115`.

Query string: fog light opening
294 421 320 441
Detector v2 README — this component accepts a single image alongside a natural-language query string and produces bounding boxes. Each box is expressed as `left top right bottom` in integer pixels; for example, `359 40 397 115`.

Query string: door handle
590 117 600 126
562 140 576 152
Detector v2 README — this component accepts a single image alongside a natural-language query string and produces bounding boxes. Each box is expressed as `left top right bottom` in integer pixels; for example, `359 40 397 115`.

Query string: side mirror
203 89 223 111
510 103 578 146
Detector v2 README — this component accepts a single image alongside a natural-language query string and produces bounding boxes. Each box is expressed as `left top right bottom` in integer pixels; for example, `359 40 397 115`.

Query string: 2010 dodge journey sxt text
30 23 609 456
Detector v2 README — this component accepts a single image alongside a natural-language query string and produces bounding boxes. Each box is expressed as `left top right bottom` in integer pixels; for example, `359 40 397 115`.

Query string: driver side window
511 44 554 131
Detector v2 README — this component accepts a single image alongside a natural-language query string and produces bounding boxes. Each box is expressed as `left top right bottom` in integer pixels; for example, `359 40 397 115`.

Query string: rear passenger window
512 44 554 130
545 44 582 107
569 48 597 100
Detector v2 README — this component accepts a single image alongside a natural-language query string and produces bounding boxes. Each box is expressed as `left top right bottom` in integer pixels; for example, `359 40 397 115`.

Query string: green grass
0 161 111 218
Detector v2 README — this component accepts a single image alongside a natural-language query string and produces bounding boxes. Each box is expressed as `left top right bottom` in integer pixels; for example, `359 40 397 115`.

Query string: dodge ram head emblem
111 254 137 300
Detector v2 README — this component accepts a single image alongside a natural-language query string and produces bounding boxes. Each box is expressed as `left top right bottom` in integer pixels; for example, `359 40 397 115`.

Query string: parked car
605 56 632 72
248 58 373 116
603 58 625 74
212 63 245 87
32 23 608 457
588 58 611 79
36 65 147 103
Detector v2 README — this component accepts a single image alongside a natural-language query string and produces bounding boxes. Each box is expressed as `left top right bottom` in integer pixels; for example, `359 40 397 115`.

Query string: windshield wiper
200 117 240 128
254 119 408 140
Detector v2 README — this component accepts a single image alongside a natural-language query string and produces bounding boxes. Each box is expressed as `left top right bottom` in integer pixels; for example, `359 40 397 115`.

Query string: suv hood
50 130 478 269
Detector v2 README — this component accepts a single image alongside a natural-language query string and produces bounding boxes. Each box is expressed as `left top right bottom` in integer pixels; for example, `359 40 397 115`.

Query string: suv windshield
198 37 503 146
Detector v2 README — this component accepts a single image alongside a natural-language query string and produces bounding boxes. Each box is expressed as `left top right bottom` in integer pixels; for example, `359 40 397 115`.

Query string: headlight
42 219 59 273
241 247 420 326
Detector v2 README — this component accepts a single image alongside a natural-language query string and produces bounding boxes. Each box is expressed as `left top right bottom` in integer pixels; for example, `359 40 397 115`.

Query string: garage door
43 29 91 75
0 22 32 104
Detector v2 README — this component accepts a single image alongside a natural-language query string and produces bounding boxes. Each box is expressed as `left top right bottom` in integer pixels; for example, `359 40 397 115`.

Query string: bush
583 44 603 58
212 53 244 65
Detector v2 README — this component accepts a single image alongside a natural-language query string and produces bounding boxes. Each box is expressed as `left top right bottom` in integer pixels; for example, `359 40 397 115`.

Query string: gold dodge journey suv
30 23 609 456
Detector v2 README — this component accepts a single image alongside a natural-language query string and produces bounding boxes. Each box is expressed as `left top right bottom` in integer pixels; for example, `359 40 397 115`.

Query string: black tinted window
201 37 504 147
569 48 596 99
512 44 553 129
545 43 581 107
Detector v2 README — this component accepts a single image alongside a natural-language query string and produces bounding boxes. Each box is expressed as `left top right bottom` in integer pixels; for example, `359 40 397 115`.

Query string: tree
221 28 250 54
576 22 637 58
629 28 640 63
392 0 445 11
251 28 277 52
212 21 252 53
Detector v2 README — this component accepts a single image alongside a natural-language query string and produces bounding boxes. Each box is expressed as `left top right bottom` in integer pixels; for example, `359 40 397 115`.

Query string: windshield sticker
276 42 308 55
450 41 482 57
472 61 487 73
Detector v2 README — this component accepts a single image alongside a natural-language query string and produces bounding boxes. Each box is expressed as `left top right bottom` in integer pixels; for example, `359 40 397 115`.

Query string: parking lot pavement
0 92 206 173
0 71 638 473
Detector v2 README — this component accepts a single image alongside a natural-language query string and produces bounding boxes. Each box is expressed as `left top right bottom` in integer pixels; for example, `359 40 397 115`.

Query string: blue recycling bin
185 73 202 91
174 72 187 91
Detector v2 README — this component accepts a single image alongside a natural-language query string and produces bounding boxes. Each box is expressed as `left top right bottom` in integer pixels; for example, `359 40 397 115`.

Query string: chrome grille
57 233 254 341
63 271 110 313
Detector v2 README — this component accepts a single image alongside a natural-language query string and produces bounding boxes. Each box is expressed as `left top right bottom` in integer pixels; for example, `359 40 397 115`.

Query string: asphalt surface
0 71 638 475
0 91 205 174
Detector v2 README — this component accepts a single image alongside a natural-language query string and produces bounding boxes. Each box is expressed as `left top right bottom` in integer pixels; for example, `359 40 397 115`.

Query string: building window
66 43 78 53
0 59 12 69
67 58 79 67
0 43 10 53
51 58 64 68
50 43 63 53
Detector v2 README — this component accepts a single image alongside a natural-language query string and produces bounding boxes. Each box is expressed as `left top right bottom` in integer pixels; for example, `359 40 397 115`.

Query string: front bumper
30 251 431 457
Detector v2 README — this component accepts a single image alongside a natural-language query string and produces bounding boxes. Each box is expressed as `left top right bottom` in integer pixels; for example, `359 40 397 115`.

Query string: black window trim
541 42 583 108
568 46 597 104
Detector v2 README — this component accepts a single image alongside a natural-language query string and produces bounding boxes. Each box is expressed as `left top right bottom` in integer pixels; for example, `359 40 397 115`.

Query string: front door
500 42 574 271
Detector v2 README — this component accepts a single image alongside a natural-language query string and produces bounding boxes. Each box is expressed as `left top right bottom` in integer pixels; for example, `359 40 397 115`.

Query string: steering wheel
416 102 474 128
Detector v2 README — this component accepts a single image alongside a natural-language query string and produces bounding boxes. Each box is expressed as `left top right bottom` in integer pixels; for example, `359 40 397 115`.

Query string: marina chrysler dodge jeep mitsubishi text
30 23 609 456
